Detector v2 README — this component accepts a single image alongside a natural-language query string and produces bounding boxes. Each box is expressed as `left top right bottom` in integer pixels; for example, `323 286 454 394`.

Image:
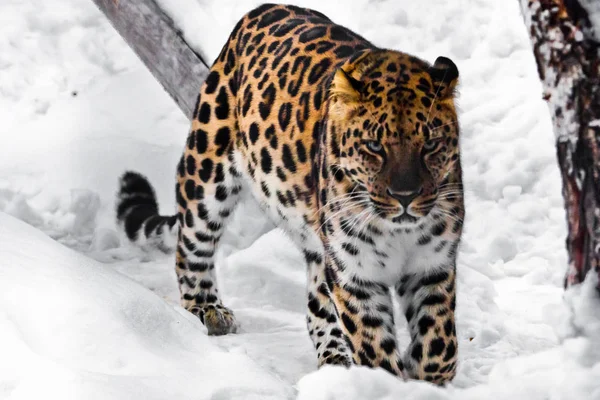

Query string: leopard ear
330 68 363 104
329 49 377 121
329 53 372 120
428 56 459 100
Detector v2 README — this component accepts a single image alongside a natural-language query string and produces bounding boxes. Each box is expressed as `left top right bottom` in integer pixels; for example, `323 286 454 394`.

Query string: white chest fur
329 215 454 284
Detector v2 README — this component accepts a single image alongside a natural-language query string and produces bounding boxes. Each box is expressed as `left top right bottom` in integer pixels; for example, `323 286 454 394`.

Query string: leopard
116 3 463 385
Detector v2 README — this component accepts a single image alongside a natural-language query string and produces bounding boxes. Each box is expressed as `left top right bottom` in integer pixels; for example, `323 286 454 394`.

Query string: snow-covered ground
1 0 599 399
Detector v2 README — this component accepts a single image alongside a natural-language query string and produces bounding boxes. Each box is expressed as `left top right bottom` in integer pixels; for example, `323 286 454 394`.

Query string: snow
580 0 600 43
0 0 598 399
0 213 291 400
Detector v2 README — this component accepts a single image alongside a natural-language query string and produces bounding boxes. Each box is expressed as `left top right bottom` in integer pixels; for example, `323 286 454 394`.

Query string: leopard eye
365 141 383 153
423 140 440 151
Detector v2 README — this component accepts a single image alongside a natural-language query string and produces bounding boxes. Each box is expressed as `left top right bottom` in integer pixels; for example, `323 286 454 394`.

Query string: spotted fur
116 3 463 385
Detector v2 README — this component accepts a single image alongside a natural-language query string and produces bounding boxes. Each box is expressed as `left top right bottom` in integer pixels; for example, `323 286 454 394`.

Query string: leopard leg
304 248 352 367
326 256 405 376
176 62 243 335
396 266 458 384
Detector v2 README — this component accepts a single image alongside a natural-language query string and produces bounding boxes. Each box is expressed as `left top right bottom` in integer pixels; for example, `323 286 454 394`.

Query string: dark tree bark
91 0 209 119
520 0 600 292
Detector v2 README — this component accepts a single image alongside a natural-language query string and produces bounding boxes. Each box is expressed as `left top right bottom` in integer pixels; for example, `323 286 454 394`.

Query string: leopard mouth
369 196 425 224
391 213 418 224
375 207 421 225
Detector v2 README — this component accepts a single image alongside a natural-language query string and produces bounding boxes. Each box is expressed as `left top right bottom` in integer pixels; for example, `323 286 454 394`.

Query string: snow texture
580 0 600 43
0 0 598 399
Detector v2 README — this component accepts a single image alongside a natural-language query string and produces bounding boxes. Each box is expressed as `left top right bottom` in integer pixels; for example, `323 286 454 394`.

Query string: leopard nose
387 187 422 208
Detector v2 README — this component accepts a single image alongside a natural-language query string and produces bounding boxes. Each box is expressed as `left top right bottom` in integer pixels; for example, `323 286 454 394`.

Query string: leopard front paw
318 352 352 368
189 303 238 336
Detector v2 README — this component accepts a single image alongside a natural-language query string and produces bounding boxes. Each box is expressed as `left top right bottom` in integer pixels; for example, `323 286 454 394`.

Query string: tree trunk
91 0 209 119
520 0 600 292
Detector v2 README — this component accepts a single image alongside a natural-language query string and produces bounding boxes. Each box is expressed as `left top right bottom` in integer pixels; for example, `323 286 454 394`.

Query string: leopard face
328 50 460 226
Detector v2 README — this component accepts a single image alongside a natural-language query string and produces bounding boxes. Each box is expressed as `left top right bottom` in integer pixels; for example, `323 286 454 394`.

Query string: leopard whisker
431 209 464 225
311 186 368 217
437 183 463 190
318 200 371 232
437 191 463 197
345 207 373 241
350 207 377 252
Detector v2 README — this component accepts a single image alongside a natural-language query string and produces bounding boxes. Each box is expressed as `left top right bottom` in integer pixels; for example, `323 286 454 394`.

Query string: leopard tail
116 171 178 253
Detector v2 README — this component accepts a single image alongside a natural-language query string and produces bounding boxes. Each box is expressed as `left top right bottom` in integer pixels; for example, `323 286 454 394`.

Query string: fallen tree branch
92 0 209 119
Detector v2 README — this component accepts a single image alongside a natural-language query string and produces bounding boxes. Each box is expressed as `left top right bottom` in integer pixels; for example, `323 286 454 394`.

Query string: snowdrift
0 212 291 400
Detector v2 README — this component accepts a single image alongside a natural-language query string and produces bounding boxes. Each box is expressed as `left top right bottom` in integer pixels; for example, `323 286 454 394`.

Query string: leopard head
327 50 460 225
